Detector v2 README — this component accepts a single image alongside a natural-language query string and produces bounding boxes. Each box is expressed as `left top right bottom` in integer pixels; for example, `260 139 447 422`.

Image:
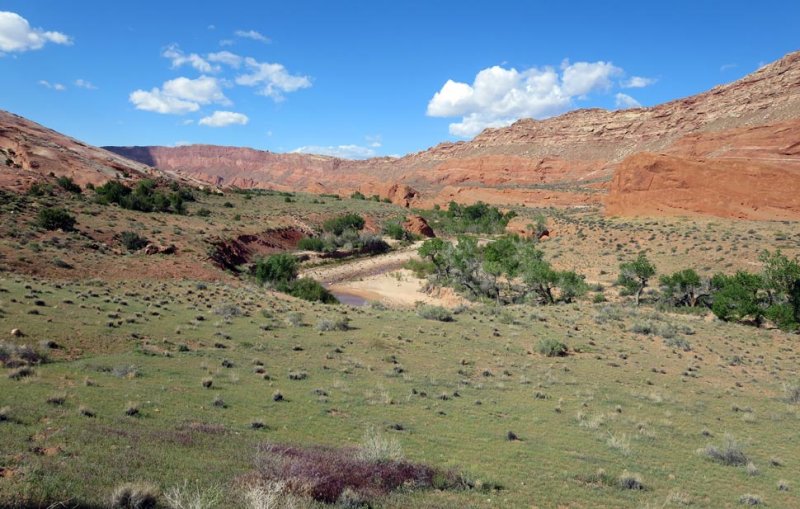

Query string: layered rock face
104 51 800 217
606 121 800 220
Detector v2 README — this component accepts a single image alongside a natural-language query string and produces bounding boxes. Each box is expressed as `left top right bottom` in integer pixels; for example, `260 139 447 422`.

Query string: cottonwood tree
659 268 710 307
617 253 656 306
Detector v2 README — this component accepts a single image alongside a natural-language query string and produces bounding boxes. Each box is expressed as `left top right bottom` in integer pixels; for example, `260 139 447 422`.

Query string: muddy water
329 289 369 307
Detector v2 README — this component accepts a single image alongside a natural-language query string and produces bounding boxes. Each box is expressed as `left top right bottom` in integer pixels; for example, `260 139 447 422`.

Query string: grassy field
1 188 800 508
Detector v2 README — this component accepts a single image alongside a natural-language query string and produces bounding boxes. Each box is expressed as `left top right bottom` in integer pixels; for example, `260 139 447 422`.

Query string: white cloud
129 89 199 114
235 57 311 100
0 11 72 53
207 50 242 68
621 76 656 88
74 79 97 90
720 63 737 72
365 135 382 148
38 80 65 91
235 29 270 43
199 110 249 127
219 39 234 47
561 60 622 96
428 59 640 137
162 76 230 105
615 92 641 109
292 144 376 160
129 75 229 114
163 44 218 73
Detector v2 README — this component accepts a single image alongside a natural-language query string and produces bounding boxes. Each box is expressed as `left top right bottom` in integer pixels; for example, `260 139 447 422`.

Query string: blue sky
1 1 797 158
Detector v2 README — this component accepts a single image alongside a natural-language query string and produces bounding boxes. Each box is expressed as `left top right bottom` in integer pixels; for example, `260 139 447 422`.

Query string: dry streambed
299 243 449 307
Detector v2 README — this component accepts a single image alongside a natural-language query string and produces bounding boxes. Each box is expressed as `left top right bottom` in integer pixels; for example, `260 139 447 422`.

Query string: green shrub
537 338 568 357
423 201 516 234
383 222 411 241
298 237 325 252
196 208 211 217
323 213 366 235
350 191 366 200
95 179 187 214
403 259 436 278
417 305 453 322
287 278 338 304
56 176 82 193
254 254 299 286
27 182 54 196
119 231 148 251
35 207 76 231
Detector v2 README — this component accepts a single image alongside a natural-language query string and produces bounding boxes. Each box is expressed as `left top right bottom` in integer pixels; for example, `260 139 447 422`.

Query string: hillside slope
0 110 166 191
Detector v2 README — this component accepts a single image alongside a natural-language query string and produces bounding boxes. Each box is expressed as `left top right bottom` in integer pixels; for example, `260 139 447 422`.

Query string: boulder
402 215 435 238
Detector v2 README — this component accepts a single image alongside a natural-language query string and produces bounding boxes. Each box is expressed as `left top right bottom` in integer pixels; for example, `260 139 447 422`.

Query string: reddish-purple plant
250 443 462 503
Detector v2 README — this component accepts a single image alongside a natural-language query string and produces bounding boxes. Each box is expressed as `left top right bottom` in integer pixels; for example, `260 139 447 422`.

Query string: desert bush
95 179 187 214
417 305 453 322
242 481 308 509
0 341 47 367
359 234 391 255
56 176 82 193
35 207 76 231
617 470 645 490
254 254 298 287
288 278 338 304
703 433 748 466
163 480 223 509
110 482 159 509
739 494 762 505
323 213 365 235
784 382 800 404
424 201 516 234
297 237 325 252
316 316 351 331
403 259 435 278
120 231 149 251
537 338 567 357
358 426 404 462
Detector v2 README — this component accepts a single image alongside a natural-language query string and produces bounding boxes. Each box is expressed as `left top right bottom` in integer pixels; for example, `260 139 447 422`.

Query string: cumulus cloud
427 59 646 137
560 60 622 96
235 29 270 43
235 57 311 100
38 80 65 91
615 93 641 109
129 75 229 114
207 50 242 68
621 76 656 88
129 89 199 114
163 44 218 73
293 144 376 160
74 79 97 90
199 110 249 127
0 11 72 53
365 135 382 148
